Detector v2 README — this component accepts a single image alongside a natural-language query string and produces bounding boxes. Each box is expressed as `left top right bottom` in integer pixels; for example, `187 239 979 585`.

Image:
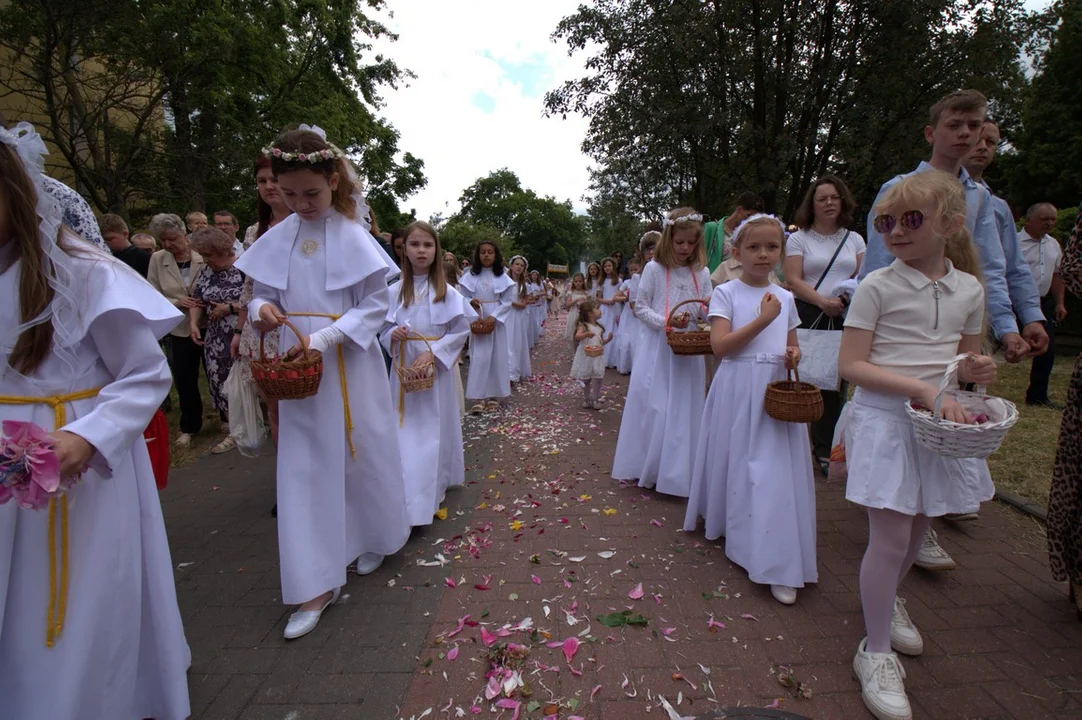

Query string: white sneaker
284 587 340 640
913 529 956 571
771 585 797 605
582 399 591 408
890 597 923 656
853 638 912 720
353 553 385 575
175 432 193 448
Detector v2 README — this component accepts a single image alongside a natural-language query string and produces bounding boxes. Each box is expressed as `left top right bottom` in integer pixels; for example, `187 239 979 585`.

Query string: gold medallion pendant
301 239 319 256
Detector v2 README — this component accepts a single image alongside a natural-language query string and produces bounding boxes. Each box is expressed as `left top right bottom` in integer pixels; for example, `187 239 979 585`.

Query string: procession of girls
608 171 1000 720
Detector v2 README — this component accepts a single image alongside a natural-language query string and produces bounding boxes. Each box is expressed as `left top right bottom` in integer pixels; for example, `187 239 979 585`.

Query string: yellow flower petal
603 508 618 516
434 507 448 520
510 520 524 531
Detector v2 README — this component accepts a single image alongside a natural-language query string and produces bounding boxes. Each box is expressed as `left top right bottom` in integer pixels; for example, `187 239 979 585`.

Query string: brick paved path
165 317 1082 720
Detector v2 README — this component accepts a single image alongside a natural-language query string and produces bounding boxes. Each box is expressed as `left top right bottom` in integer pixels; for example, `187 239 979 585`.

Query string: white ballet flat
353 553 385 576
284 586 340 640
771 585 798 605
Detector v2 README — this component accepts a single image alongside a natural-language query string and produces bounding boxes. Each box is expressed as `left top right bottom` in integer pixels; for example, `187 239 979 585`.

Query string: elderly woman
783 175 866 471
189 227 246 454
148 212 206 447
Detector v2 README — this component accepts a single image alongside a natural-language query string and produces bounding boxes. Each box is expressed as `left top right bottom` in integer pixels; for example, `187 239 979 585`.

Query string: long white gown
237 209 410 605
0 242 191 720
526 282 542 348
683 280 818 589
381 277 475 526
459 268 514 400
612 277 640 374
612 261 710 497
505 283 533 383
599 280 622 368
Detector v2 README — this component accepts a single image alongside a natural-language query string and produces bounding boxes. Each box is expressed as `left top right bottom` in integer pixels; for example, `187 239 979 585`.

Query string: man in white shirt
1019 203 1066 408
213 210 245 258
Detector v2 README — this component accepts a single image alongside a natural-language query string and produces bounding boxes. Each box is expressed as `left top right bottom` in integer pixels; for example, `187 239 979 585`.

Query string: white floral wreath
262 123 345 163
731 213 786 246
662 212 703 228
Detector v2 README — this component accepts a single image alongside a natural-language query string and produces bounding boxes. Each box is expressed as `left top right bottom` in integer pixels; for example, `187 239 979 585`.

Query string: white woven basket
905 353 1018 459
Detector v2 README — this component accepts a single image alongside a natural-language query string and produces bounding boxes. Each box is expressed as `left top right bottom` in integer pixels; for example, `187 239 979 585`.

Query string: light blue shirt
860 161 1017 338
981 181 1044 327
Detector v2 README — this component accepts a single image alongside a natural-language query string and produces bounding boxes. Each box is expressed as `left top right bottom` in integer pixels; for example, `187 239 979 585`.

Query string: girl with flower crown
0 123 190 718
237 126 409 640
506 255 534 383
612 208 712 496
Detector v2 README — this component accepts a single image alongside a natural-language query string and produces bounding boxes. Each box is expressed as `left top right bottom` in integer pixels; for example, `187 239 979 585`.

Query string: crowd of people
0 87 1080 720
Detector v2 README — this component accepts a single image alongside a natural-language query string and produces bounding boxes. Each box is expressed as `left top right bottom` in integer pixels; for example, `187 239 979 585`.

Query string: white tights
583 378 603 402
860 508 933 653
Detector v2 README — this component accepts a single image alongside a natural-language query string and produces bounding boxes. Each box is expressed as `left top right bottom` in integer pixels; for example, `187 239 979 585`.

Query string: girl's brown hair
577 297 605 336
585 262 601 291
2 142 56 373
253 155 275 239
570 272 585 290
269 128 358 219
655 207 705 269
793 175 857 230
399 220 447 308
601 257 620 286
508 255 529 296
443 258 459 287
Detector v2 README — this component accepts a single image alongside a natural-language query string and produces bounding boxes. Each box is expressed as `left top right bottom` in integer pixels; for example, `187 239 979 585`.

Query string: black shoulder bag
795 230 850 330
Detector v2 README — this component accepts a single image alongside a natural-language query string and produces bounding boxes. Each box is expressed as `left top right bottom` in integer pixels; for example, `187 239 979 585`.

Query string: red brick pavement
395 318 1082 720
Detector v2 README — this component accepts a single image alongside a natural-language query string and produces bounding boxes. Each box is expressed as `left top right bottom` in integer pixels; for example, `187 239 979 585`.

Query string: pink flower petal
495 698 521 720
480 627 498 647
591 684 602 702
531 574 542 585
650 519 663 528
447 645 459 660
662 627 677 636
445 577 456 588
628 582 644 600
484 675 501 700
742 613 759 621
562 636 580 664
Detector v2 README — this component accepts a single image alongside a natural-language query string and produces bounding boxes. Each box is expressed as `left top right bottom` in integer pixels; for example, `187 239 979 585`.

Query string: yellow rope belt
288 312 356 459
396 335 442 426
0 387 101 647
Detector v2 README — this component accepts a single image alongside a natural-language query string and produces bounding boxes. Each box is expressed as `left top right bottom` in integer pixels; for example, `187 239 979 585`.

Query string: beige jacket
148 249 205 337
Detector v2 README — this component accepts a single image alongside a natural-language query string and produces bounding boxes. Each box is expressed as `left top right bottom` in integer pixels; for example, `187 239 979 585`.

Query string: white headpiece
0 122 109 372
731 213 786 246
662 212 703 228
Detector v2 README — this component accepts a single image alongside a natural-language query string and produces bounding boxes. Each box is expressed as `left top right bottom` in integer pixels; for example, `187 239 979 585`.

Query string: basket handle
666 298 708 328
260 317 310 363
395 330 436 363
932 352 978 416
788 366 801 384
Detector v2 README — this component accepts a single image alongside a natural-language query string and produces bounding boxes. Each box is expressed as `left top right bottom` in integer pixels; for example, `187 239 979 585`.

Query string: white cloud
368 1 592 221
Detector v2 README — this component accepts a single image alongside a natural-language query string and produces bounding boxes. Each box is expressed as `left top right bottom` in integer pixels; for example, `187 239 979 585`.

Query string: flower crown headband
662 212 703 228
731 213 786 246
262 123 345 164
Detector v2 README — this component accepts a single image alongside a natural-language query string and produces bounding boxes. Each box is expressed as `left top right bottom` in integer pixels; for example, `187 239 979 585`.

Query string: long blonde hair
655 207 706 270
399 221 448 308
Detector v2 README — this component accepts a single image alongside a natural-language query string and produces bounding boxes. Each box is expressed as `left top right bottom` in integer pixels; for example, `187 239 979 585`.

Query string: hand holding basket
765 367 824 423
251 318 324 400
470 303 496 335
665 299 712 356
395 332 437 393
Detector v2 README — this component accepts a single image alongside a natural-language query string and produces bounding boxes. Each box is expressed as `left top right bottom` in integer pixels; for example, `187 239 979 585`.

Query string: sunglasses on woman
873 210 925 234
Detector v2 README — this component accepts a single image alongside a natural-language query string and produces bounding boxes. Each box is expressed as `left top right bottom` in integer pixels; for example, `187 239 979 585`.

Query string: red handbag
143 410 170 490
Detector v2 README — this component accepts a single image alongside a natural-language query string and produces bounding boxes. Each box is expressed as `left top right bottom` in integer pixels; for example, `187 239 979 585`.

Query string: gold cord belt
288 312 357 459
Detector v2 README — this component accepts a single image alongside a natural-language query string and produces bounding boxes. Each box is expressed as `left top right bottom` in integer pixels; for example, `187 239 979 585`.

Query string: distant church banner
546 263 569 275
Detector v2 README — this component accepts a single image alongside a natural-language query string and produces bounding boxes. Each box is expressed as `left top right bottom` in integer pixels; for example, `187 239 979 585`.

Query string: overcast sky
371 0 1054 221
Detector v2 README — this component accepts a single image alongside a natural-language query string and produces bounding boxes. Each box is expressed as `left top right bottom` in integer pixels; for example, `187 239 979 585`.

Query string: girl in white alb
529 270 546 344
683 215 816 607
598 258 623 368
839 172 997 720
0 122 191 720
458 241 515 412
505 256 533 383
524 275 540 349
239 128 410 641
612 209 711 497
563 272 590 342
381 222 475 526
612 256 642 374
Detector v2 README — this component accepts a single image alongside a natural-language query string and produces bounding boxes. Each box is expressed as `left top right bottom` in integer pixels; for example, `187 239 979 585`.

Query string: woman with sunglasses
837 170 998 720
784 175 865 472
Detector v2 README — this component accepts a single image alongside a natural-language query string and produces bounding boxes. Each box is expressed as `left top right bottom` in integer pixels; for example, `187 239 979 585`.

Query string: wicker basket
251 318 323 400
905 353 1018 458
470 304 496 335
584 344 604 358
665 298 712 356
765 368 824 423
395 333 437 393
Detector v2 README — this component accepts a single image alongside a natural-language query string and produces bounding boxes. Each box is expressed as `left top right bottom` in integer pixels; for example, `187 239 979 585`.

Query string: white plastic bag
225 362 267 457
796 328 842 391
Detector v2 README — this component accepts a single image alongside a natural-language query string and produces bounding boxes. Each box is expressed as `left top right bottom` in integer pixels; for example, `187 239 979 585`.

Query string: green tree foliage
443 169 588 271
995 0 1082 210
0 0 425 226
545 0 1033 223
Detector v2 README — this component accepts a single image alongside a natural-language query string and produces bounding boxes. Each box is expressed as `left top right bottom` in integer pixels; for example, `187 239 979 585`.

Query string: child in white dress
240 127 410 639
630 232 660 367
612 208 712 497
563 273 590 342
0 122 191 720
381 222 475 526
459 241 515 412
612 256 642 374
506 256 534 383
584 261 602 296
570 298 613 409
444 258 467 415
598 258 623 368
840 172 996 720
683 215 816 606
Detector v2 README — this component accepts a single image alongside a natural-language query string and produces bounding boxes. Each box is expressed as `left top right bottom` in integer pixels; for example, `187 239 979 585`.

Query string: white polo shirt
845 259 985 386
1018 229 1061 297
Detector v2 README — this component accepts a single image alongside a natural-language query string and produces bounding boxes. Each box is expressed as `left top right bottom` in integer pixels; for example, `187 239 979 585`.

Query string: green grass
984 356 1073 509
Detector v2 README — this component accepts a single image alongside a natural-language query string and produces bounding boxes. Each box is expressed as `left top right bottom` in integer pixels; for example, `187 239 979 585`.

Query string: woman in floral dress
189 228 246 454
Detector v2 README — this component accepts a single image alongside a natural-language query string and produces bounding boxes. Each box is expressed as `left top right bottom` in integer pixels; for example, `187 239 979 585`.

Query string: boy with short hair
98 212 151 277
